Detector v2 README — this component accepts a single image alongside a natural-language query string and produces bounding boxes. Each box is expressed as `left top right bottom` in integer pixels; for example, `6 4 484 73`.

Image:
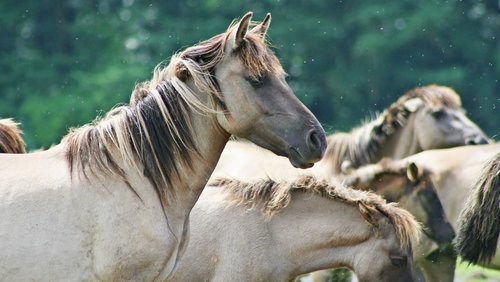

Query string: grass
455 261 500 282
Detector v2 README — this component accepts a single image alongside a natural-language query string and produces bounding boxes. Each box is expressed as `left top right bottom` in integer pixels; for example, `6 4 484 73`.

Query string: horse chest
87 197 180 281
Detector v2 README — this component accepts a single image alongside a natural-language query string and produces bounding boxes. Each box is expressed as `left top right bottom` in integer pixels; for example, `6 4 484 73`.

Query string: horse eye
391 256 406 267
245 76 264 88
431 109 446 119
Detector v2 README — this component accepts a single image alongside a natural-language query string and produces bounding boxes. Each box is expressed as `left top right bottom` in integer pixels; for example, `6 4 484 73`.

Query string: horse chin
243 134 317 168
288 147 315 169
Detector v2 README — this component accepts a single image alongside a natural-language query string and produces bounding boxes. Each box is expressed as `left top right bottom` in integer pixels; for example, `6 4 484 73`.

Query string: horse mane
210 175 420 250
0 118 26 154
324 84 462 173
63 17 283 207
456 152 500 264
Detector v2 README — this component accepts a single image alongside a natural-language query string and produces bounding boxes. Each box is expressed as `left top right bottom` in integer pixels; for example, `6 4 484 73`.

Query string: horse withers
0 12 326 281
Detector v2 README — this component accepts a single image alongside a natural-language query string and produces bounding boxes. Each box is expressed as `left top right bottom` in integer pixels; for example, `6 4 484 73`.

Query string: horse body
0 12 326 281
170 176 419 282
0 145 174 281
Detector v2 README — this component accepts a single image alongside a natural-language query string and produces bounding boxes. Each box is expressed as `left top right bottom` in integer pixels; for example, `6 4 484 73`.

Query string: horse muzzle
286 127 327 169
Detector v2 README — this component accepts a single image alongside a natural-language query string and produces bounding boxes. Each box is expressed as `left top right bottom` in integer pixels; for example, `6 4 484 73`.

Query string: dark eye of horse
391 256 406 267
245 76 264 88
431 109 446 119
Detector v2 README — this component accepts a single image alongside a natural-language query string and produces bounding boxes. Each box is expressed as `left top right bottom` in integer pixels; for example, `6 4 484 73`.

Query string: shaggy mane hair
210 175 420 251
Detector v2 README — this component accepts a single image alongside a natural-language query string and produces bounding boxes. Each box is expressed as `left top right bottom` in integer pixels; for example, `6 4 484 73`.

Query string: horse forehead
217 54 245 73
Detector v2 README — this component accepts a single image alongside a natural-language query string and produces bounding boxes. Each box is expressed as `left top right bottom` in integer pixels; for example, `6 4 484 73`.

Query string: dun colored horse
456 151 500 265
328 85 490 174
307 160 455 282
0 118 26 153
0 12 326 281
170 176 420 282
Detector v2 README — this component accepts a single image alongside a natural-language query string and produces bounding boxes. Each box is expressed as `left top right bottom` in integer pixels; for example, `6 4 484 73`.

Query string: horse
169 175 420 282
456 151 500 265
305 159 455 282
0 12 327 281
327 84 491 174
0 118 26 153
212 84 491 183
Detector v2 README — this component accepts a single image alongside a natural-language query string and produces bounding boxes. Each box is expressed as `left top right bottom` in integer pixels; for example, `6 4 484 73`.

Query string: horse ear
406 162 419 182
403 98 423 112
250 13 271 37
358 201 379 227
340 160 353 174
231 12 253 49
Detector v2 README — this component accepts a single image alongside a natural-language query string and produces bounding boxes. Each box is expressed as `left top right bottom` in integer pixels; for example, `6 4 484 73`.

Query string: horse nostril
307 129 323 151
466 139 476 145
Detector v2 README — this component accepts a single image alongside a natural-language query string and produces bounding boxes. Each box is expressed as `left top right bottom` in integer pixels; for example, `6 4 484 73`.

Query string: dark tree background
1 0 498 149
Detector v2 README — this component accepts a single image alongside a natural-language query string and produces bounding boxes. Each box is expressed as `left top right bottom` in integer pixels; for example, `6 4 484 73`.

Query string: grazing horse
340 160 455 248
303 160 455 282
212 84 491 183
456 152 500 265
170 176 420 282
0 118 26 153
0 12 326 281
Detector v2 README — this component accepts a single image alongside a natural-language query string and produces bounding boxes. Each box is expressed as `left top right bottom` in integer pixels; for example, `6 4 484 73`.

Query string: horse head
402 85 491 149
354 201 418 282
212 12 327 168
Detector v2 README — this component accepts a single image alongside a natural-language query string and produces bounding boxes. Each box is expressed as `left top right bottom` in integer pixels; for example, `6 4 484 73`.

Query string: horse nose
306 128 327 157
466 135 490 145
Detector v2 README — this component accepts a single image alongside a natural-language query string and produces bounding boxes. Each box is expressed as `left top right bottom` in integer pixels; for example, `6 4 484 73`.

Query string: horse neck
268 192 372 277
325 112 424 174
323 122 381 174
376 113 421 160
151 78 230 213
168 102 230 211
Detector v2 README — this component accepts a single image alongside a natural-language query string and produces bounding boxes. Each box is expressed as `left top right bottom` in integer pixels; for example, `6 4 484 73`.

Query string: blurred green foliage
0 0 498 149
